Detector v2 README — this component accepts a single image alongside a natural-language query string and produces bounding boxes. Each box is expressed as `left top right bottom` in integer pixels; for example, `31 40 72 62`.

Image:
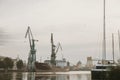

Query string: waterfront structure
35 62 51 71
56 59 67 68
86 57 93 69
44 59 67 68
76 61 82 70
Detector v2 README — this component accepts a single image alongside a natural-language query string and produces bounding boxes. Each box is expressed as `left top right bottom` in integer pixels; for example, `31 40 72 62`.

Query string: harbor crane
50 33 63 66
25 26 38 72
56 42 64 60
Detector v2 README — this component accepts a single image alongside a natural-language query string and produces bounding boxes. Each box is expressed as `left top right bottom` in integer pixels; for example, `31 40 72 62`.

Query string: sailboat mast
112 33 115 63
118 30 120 56
102 0 106 63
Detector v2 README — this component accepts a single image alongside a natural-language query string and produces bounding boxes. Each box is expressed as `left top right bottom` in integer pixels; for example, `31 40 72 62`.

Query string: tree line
0 57 24 70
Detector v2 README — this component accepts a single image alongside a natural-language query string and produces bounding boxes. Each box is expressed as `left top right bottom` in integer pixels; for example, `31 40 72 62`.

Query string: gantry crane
50 33 63 66
25 26 38 72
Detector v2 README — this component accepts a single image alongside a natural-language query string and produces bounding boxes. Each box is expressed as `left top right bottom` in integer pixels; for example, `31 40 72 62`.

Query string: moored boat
91 0 118 79
91 62 116 80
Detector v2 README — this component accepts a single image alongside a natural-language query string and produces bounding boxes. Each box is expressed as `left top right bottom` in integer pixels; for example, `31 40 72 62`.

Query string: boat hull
91 69 110 80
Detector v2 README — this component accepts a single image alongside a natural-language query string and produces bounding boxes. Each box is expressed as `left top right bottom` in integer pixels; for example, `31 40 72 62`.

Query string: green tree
0 60 4 68
17 60 23 69
3 57 14 69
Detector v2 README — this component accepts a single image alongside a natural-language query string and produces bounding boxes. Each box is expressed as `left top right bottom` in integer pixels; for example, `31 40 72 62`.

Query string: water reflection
35 75 69 80
76 74 82 80
0 72 12 80
35 75 50 80
28 72 35 80
12 72 23 80
86 74 91 80
0 71 91 80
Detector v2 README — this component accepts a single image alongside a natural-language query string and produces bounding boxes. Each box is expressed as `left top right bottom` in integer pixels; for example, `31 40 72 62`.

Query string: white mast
102 0 106 64
112 33 115 63
118 30 120 56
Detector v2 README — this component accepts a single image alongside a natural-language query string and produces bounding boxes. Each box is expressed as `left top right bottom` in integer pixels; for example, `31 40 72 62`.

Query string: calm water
0 71 91 80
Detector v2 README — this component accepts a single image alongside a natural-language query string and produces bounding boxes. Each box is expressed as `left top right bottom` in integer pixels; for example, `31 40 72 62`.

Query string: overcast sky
0 0 120 64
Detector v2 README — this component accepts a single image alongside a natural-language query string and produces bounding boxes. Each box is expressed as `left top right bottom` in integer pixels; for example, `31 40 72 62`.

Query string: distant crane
56 42 63 60
25 26 38 71
50 33 63 66
51 33 56 66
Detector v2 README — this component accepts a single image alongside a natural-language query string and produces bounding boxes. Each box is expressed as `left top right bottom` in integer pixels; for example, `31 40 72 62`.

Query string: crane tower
25 26 38 71
51 33 56 66
50 33 62 66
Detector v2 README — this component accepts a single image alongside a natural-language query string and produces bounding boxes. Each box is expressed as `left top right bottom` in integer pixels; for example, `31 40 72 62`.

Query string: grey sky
0 0 120 64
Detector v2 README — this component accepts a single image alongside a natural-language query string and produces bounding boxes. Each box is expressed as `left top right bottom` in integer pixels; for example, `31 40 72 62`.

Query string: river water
0 71 91 80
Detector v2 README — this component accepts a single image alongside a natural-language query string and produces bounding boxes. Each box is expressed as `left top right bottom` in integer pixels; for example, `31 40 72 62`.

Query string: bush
0 61 4 68
3 57 14 69
17 60 23 69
